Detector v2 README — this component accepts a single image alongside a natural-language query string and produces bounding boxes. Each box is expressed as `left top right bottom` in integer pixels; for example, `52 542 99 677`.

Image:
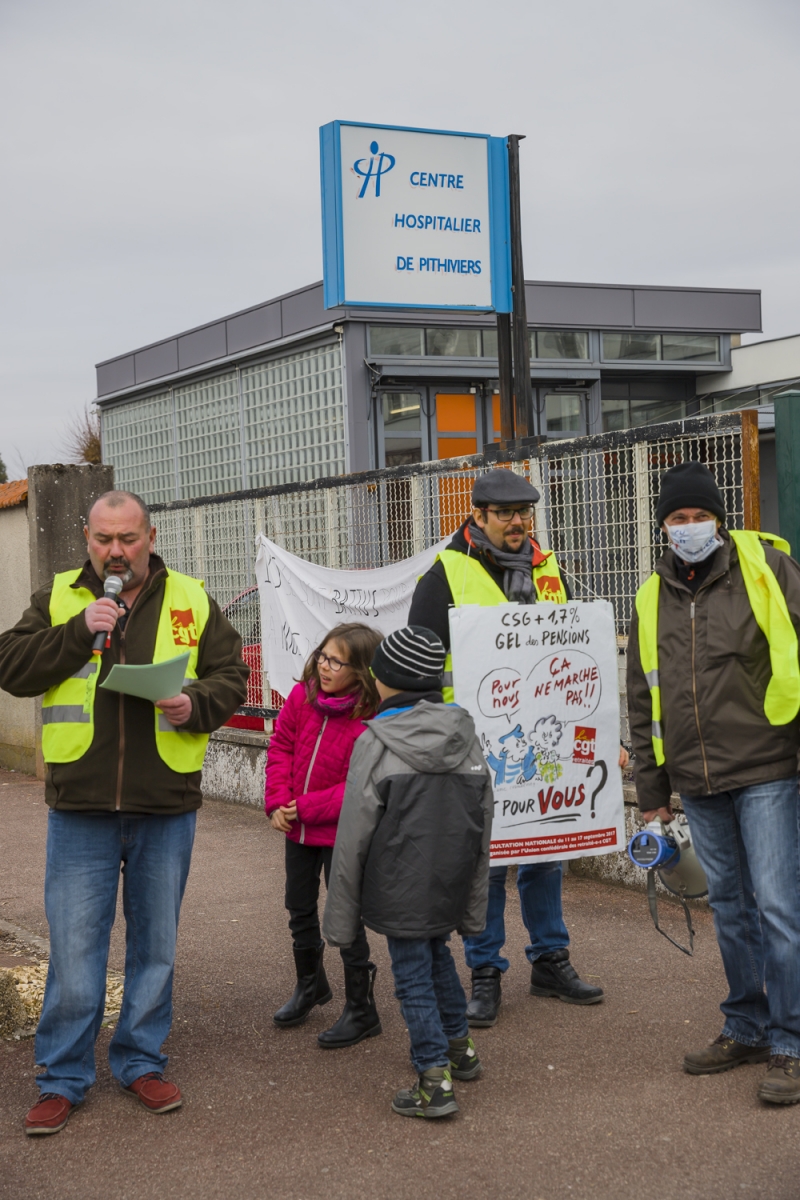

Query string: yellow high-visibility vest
635 531 799 767
43 568 211 772
438 548 567 702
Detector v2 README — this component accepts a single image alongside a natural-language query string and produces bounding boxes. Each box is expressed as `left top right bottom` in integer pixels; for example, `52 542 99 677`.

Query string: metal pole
507 134 532 439
496 311 514 442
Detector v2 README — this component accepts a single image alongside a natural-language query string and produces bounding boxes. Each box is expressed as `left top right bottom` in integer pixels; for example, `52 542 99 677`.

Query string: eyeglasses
314 650 351 672
483 505 534 523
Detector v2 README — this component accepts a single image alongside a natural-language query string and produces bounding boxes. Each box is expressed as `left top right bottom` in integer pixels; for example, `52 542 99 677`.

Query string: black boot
529 949 603 1005
466 966 502 1027
317 963 382 1049
273 944 333 1027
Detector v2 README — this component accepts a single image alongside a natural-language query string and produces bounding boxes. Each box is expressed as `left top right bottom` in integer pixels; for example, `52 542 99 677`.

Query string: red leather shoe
124 1072 182 1113
24 1093 74 1136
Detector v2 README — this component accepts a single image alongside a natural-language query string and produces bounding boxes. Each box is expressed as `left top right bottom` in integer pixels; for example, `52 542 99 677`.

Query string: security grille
150 411 757 717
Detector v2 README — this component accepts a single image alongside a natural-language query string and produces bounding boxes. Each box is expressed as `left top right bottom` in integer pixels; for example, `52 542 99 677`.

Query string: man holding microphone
0 490 248 1135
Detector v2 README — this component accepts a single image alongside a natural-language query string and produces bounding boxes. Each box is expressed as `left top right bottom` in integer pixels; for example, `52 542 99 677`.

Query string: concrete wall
697 334 800 394
0 503 35 773
202 728 267 809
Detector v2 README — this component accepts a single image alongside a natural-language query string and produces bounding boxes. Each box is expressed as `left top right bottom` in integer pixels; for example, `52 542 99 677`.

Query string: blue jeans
36 809 196 1104
386 936 469 1074
462 862 569 972
682 777 800 1058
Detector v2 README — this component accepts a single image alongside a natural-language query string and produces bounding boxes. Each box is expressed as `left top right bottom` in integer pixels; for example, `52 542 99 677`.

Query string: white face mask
666 519 721 564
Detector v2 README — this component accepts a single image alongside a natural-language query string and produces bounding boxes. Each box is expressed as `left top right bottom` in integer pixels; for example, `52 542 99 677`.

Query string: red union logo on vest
535 575 562 599
572 726 596 764
170 608 198 647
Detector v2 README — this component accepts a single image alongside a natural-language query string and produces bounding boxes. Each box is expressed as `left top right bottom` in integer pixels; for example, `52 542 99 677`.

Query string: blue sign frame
320 120 512 313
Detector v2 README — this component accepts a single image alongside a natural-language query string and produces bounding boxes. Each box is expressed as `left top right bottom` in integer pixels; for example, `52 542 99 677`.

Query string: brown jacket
0 556 249 814
627 531 800 811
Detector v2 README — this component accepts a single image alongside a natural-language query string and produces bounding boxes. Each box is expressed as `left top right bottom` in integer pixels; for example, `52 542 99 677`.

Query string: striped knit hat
371 626 446 692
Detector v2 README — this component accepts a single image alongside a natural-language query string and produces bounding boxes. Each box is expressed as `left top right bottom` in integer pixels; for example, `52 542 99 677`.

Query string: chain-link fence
150 411 758 717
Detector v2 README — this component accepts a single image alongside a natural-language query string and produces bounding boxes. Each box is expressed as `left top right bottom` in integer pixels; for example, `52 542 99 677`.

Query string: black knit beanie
655 461 726 526
371 626 446 692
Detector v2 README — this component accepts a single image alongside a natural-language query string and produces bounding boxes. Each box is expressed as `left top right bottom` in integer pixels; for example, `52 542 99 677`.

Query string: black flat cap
472 468 540 507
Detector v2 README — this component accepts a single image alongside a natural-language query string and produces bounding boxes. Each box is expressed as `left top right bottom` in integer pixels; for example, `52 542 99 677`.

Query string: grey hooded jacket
322 698 494 945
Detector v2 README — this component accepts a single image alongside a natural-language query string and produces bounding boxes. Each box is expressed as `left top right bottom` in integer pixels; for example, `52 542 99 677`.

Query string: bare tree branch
60 404 102 465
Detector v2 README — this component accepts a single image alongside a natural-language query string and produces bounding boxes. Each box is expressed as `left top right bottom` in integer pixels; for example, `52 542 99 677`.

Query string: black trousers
284 838 371 968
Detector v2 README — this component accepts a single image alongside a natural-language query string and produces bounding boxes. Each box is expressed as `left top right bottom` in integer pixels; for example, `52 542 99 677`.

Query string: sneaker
758 1055 800 1105
391 1067 459 1119
448 1035 482 1081
24 1093 74 1136
683 1034 770 1076
124 1073 182 1113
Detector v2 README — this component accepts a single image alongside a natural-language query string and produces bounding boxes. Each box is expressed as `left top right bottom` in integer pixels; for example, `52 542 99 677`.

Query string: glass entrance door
379 391 427 467
541 390 587 438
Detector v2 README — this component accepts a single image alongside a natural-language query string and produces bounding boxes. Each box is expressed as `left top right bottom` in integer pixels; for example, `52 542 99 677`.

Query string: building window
601 396 687 431
101 392 175 505
482 329 498 357
368 326 424 356
602 332 719 362
602 333 660 361
535 331 590 360
425 328 481 357
243 343 345 488
661 334 720 362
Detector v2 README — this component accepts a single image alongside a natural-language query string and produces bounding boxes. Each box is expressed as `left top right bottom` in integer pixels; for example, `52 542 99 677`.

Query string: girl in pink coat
266 622 383 1048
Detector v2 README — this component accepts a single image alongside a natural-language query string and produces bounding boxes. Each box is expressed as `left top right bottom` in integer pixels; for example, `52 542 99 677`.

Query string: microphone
91 575 124 654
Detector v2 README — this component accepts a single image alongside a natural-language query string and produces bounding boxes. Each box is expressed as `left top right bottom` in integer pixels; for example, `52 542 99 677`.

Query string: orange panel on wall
438 437 478 460
436 394 476 432
492 394 501 439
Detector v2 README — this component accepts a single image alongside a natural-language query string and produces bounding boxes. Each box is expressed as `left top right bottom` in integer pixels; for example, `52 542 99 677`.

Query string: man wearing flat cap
409 467 618 1025
628 461 800 1105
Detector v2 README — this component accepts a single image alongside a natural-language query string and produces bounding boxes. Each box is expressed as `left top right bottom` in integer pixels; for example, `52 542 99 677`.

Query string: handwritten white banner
449 600 625 865
254 534 449 701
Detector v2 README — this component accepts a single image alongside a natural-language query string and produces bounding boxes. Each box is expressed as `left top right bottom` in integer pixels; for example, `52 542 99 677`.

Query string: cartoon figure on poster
450 602 625 865
479 650 598 790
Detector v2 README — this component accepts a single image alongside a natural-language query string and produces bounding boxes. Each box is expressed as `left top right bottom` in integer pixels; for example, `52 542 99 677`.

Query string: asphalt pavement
1 767 798 1200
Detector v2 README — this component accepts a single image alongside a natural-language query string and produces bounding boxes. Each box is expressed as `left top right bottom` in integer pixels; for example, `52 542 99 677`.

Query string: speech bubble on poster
526 651 601 724
478 667 521 724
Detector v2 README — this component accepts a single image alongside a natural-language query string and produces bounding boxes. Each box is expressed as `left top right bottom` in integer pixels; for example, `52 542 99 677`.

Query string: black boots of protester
274 946 383 1046
273 943 333 1027
529 949 604 1005
318 963 382 1048
466 966 502 1027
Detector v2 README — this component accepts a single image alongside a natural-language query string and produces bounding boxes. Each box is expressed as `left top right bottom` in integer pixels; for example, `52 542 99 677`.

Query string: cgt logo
353 141 395 198
572 726 596 764
536 575 563 600
170 608 198 647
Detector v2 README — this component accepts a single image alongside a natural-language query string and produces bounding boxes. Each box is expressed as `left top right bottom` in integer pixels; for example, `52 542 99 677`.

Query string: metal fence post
633 442 652 587
775 397 800 555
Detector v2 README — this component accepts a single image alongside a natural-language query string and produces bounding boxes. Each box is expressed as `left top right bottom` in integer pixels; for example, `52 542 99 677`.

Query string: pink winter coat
264 682 370 846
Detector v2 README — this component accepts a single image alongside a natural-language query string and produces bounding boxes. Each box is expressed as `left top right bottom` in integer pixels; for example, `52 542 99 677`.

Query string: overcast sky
1 0 799 474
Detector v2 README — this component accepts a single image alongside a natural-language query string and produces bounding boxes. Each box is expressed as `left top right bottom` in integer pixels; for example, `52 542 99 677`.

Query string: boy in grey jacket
323 626 494 1119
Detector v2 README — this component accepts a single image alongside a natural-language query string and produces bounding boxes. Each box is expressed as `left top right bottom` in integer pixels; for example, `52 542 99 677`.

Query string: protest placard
449 600 625 865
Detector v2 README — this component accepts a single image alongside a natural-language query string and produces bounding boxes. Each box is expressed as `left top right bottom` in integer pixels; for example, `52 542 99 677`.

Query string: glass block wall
243 343 344 488
101 391 176 505
101 341 344 505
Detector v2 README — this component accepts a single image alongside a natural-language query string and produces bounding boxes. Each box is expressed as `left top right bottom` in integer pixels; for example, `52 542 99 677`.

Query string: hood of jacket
369 700 475 773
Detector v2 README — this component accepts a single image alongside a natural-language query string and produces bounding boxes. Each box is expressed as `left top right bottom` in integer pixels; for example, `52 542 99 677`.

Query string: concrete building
696 333 800 536
95 278 762 505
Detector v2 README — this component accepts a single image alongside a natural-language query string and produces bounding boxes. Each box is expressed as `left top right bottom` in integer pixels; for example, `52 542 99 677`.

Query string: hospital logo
170 608 198 647
572 726 596 764
353 141 395 198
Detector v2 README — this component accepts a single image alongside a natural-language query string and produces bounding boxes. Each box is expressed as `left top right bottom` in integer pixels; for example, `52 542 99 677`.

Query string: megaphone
627 814 708 955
